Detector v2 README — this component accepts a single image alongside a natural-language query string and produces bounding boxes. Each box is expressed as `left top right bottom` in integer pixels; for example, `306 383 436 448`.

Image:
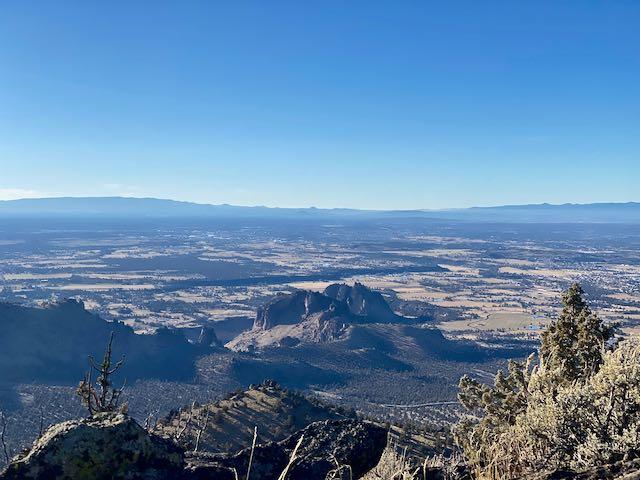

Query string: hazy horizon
1 194 640 213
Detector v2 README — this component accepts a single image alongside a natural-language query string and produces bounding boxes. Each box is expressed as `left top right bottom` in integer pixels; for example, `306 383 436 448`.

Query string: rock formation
1 413 184 480
227 282 403 351
196 326 222 348
324 282 399 323
253 283 399 332
153 381 347 453
254 290 338 330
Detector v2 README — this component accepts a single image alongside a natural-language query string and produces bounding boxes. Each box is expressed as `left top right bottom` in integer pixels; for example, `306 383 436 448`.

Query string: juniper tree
479 338 640 477
76 331 126 415
455 283 616 477
540 283 615 382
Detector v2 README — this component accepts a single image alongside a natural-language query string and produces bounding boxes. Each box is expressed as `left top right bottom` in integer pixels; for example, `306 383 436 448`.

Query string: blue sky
1 1 638 209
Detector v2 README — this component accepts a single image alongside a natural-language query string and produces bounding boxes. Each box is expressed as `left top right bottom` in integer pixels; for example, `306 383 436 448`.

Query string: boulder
1 413 184 480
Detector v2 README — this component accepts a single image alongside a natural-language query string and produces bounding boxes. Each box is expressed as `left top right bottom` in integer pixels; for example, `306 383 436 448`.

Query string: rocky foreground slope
1 413 386 480
5 411 638 480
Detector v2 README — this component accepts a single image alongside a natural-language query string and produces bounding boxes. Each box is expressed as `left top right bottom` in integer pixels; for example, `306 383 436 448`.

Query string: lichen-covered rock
1 413 184 480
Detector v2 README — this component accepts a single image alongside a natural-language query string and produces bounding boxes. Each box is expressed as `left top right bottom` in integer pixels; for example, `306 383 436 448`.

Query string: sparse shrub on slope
511 338 640 472
454 283 622 479
454 355 536 478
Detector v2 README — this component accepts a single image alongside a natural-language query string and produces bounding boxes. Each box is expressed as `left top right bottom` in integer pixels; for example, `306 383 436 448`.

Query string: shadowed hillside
0 299 205 384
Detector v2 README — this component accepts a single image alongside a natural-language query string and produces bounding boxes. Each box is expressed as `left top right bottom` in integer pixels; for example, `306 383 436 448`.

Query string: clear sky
0 1 638 209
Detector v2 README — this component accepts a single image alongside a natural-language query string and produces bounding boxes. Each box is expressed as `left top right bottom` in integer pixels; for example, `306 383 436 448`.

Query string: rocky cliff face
254 283 398 332
229 283 402 351
324 282 399 323
196 326 222 348
253 290 338 330
0 300 205 384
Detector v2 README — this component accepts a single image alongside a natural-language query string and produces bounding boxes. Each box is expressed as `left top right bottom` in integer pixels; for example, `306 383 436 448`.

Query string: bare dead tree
175 401 195 441
1 410 10 466
38 405 45 440
276 434 304 480
193 407 211 453
76 331 126 415
144 409 160 431
245 426 258 480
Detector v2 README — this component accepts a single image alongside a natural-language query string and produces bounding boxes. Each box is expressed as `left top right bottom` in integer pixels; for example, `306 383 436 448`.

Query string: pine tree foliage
454 355 536 477
540 283 614 381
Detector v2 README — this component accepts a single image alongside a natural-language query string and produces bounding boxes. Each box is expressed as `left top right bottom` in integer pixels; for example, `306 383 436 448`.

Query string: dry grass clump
361 441 466 480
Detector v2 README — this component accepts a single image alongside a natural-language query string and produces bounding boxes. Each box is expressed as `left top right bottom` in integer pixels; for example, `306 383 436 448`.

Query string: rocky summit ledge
1 414 387 480
1 413 184 480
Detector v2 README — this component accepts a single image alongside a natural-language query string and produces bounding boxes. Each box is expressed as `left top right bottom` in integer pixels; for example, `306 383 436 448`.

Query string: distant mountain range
1 196 640 223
